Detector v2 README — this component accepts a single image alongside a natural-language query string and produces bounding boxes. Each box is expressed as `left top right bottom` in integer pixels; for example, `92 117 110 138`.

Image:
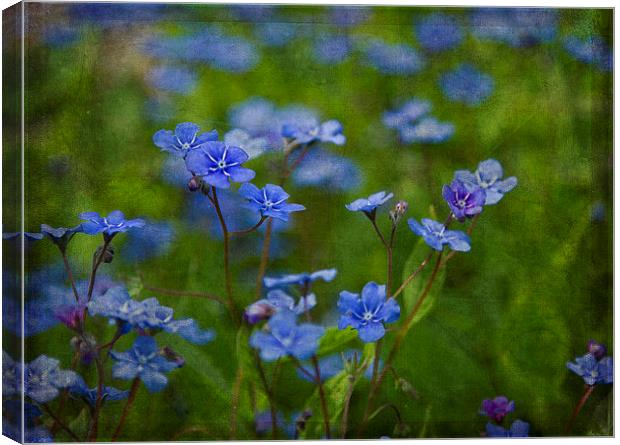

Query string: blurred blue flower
3 351 20 397
230 5 277 22
364 39 425 75
382 99 432 129
292 148 361 191
338 282 400 343
313 35 352 64
564 35 613 71
408 218 471 252
399 118 455 144
297 349 378 382
244 289 317 325
254 22 298 47
144 95 177 123
69 3 166 28
153 122 218 159
121 219 175 263
264 268 337 289
41 24 79 48
567 353 613 385
250 310 325 361
79 210 145 236
327 6 371 26
480 396 515 422
3 400 52 443
205 35 260 72
40 224 82 250
440 64 494 106
70 375 128 406
25 355 79 403
454 159 517 205
3 231 43 241
486 420 530 438
415 13 463 52
161 156 191 188
185 141 255 189
111 336 181 392
228 97 279 137
239 183 305 222
282 119 346 146
442 180 486 221
224 129 269 159
147 66 198 95
346 191 393 214
89 286 215 345
255 410 286 435
470 8 557 47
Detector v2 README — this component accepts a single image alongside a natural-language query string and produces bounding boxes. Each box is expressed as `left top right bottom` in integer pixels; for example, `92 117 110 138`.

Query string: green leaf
317 327 358 357
300 371 351 439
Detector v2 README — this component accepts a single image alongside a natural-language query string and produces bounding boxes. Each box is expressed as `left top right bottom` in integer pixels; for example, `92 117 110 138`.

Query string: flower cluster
480 396 529 437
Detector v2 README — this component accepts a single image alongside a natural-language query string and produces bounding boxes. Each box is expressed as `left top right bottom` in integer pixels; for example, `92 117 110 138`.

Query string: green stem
392 250 434 299
229 366 244 439
312 355 331 439
111 378 141 441
340 374 355 438
254 351 278 439
86 237 112 302
230 216 267 237
60 248 81 303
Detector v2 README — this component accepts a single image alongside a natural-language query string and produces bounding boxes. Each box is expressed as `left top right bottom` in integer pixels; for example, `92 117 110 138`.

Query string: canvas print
1 2 613 441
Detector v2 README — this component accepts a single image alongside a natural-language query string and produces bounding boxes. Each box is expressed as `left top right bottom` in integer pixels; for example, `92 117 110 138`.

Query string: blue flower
399 118 455 144
408 218 471 252
337 282 400 343
2 231 43 241
42 24 80 48
224 129 269 159
121 219 175 263
40 224 82 250
327 6 371 26
442 180 486 221
282 119 346 146
25 355 79 403
364 39 425 75
244 289 317 325
264 268 337 289
146 66 198 95
439 64 494 106
313 35 352 64
414 13 463 52
292 148 361 192
567 353 613 385
470 8 557 47
111 336 181 392
184 141 255 189
70 375 128 406
239 183 305 222
254 22 298 47
250 311 325 361
297 349 378 382
382 99 432 129
564 35 612 71
346 191 393 214
486 420 530 437
153 122 218 159
3 351 20 397
79 210 145 236
454 159 517 205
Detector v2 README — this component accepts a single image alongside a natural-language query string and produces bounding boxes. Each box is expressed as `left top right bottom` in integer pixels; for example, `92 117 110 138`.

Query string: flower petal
358 322 385 343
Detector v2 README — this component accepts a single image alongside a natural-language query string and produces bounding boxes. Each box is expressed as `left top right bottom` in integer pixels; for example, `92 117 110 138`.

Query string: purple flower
79 210 145 236
588 340 607 360
480 396 515 423
442 180 486 221
239 183 305 222
486 420 530 437
184 141 255 189
55 302 86 331
345 191 393 215
264 268 337 289
250 310 325 361
153 122 218 159
567 353 613 385
111 336 181 392
244 290 316 325
282 119 346 146
408 218 471 252
337 282 400 343
454 159 517 205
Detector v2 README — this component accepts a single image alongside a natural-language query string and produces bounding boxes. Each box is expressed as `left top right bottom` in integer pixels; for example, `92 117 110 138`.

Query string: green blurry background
3 3 613 440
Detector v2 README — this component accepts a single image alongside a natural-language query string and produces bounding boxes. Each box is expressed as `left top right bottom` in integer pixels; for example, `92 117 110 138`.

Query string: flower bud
95 244 115 263
161 346 186 367
243 301 276 325
389 200 409 225
56 304 85 331
587 340 607 360
188 176 201 192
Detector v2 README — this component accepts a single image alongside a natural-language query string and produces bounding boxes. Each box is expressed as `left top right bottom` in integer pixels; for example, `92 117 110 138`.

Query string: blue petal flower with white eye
564 35 612 72
185 141 255 189
70 375 128 406
454 159 518 205
264 268 337 289
567 353 613 385
153 122 218 159
364 39 425 75
250 310 325 361
382 99 432 129
224 129 269 160
25 355 79 403
486 420 530 437
244 289 316 324
282 118 346 146
313 35 352 64
399 118 455 144
415 13 463 53
239 183 305 222
345 191 394 214
110 336 181 393
442 180 486 221
337 282 400 343
439 64 494 106
79 210 145 236
408 218 471 252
